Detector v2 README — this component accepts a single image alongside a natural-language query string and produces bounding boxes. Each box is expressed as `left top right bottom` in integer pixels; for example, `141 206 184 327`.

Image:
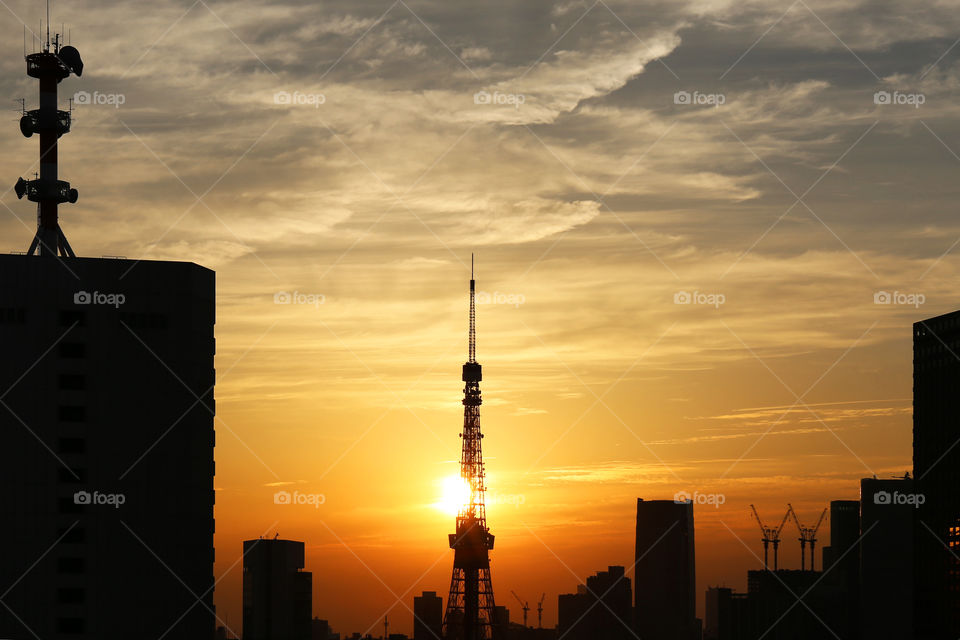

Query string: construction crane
537 593 545 628
788 504 828 571
511 590 530 627
750 505 791 570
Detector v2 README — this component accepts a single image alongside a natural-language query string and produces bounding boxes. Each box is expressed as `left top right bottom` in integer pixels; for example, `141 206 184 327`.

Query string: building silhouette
312 617 337 640
414 591 443 640
242 538 312 640
820 499 860 639
634 499 699 640
0 256 216 639
557 566 632 640
860 476 914 638
913 310 960 638
703 587 748 640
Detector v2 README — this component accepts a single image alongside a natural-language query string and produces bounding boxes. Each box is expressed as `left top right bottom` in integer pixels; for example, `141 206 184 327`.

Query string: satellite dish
58 46 83 77
19 115 34 138
14 178 27 200
68 188 79 204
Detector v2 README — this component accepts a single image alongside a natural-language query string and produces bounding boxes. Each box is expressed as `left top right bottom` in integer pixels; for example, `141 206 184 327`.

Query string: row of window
59 310 170 329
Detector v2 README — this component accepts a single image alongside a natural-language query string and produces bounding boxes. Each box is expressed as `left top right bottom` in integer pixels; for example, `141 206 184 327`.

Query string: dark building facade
860 477 914 639
913 310 960 638
704 587 749 640
413 591 443 640
0 255 215 639
242 538 312 640
634 499 699 640
746 570 845 639
557 566 632 640
821 499 860 639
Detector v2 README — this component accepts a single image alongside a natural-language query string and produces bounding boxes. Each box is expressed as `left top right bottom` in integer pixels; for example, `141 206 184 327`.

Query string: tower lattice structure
443 258 500 640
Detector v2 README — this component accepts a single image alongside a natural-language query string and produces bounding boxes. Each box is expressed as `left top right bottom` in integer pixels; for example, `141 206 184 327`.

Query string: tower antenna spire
469 253 476 363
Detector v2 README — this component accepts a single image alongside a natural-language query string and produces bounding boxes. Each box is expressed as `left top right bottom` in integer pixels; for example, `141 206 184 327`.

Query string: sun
435 474 472 516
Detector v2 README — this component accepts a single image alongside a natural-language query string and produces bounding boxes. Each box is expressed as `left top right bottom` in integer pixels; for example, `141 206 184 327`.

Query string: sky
2 0 960 636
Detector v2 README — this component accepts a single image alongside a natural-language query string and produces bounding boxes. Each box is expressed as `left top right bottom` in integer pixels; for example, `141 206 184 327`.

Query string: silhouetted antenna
15 6 84 257
469 253 476 363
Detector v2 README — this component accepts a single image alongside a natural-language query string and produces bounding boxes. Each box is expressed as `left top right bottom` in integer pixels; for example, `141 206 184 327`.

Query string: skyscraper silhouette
913 310 960 638
414 591 444 640
0 256 216 639
443 259 499 640
242 538 312 640
634 498 698 640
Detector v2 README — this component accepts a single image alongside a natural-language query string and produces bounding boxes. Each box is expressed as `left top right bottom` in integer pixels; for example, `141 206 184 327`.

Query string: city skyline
2 0 959 637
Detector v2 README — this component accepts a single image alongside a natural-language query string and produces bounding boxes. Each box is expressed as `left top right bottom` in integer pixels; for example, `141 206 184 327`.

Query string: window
58 438 86 454
58 342 86 358
58 374 86 390
58 527 86 544
57 588 85 604
56 617 84 633
58 406 86 422
57 467 86 483
57 557 85 574
59 310 86 327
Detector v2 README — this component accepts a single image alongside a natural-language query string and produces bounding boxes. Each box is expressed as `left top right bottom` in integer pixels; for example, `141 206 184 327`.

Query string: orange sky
3 0 958 636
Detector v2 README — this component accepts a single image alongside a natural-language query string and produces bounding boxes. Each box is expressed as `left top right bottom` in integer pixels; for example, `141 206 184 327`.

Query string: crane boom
750 504 767 536
811 508 827 536
775 508 790 536
511 590 530 627
787 503 801 530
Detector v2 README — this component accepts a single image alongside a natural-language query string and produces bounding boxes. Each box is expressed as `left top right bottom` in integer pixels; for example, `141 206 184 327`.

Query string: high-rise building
634 499 698 640
414 591 443 640
822 499 860 639
860 476 914 639
242 538 313 640
311 618 332 640
746 569 844 639
0 255 216 639
913 310 960 638
557 566 631 640
703 587 748 640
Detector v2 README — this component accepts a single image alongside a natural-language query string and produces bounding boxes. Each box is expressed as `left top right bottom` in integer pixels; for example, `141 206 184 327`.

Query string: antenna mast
14 6 83 257
469 254 476 363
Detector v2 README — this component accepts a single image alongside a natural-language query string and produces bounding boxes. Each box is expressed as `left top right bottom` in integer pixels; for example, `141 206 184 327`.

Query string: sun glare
436 474 472 516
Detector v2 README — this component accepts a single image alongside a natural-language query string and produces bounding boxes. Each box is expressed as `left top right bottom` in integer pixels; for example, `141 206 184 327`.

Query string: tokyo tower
443 257 501 640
